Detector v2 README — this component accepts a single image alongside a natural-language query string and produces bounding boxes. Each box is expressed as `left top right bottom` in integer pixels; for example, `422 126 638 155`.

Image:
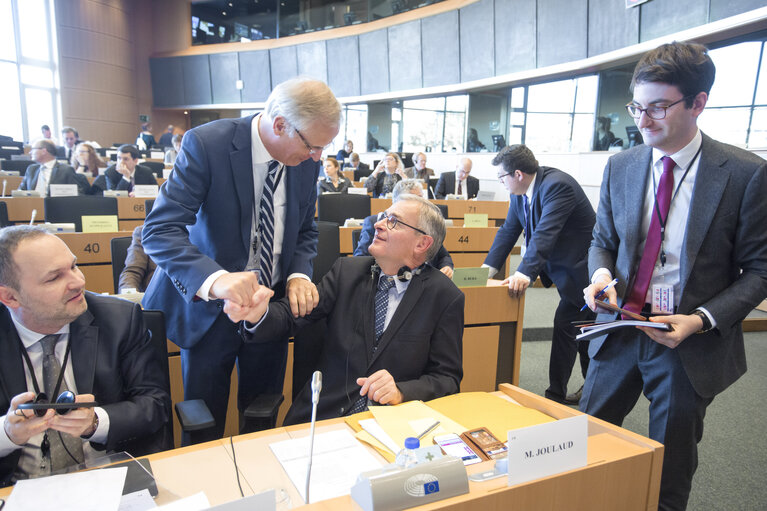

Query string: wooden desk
0 386 662 509
339 226 499 255
56 231 133 294
0 176 23 195
0 197 148 231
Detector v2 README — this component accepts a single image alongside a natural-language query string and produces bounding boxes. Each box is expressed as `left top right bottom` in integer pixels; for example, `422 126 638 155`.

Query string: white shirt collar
525 174 536 203
9 313 70 350
250 114 276 165
380 273 411 296
652 129 702 170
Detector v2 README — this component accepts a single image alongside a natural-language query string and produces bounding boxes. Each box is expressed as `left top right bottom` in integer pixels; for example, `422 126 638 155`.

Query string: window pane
708 42 761 107
509 111 525 126
0 0 16 62
18 0 50 61
403 97 445 111
0 62 22 140
345 105 368 157
510 87 525 108
571 114 595 152
445 95 468 112
509 127 523 145
574 75 599 112
443 112 465 152
525 113 573 152
747 107 767 148
755 44 767 106
697 107 751 147
20 65 54 87
527 80 576 112
402 108 443 153
24 87 54 142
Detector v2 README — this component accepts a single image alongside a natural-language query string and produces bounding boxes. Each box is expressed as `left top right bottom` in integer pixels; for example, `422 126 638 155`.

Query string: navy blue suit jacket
484 167 595 306
142 115 319 348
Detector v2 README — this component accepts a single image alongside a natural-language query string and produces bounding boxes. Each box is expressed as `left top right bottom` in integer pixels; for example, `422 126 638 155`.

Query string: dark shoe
563 385 583 405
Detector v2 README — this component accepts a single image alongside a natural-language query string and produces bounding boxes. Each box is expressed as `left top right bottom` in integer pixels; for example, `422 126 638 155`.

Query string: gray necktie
40 334 84 471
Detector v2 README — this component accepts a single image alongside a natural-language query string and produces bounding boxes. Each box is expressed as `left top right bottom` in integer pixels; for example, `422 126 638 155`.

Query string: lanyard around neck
17 334 72 397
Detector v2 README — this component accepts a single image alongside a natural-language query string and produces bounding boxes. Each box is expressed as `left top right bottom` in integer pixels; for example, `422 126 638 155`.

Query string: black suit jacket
243 257 464 425
434 172 480 199
353 214 454 270
484 167 595 306
0 293 171 485
89 164 157 194
19 162 80 193
351 163 372 181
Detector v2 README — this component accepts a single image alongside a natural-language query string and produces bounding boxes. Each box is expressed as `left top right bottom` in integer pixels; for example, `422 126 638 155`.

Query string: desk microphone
306 370 322 504
29 209 37 225
429 185 436 199
2 179 6 197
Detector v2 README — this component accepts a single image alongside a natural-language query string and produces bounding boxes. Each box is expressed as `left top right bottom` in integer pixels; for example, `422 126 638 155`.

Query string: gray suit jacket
589 134 767 398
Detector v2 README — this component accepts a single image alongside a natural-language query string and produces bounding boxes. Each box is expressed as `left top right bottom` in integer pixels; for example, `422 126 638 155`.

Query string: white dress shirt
34 161 54 196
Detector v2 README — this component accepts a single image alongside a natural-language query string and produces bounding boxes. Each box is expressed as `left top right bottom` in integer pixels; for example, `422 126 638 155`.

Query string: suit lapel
0 309 30 400
529 167 546 230
362 273 377 360
368 272 426 368
230 116 256 257
680 137 728 292
69 308 98 394
624 147 652 259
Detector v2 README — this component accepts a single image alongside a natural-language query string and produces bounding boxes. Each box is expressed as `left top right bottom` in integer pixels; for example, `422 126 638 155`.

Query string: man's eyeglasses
294 127 327 155
381 211 427 235
625 95 694 120
497 172 511 182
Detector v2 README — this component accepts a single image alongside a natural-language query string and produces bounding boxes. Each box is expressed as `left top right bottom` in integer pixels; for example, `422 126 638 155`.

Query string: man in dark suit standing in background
142 78 341 444
19 139 81 196
230 195 463 425
434 158 479 199
89 144 158 195
0 227 170 485
583 42 767 510
484 144 595 405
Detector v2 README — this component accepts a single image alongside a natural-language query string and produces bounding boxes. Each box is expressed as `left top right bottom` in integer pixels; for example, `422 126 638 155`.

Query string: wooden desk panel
0 197 44 222
461 325 500 392
0 176 23 195
447 200 509 220
79 265 114 294
442 227 498 252
370 197 392 214
57 231 133 264
117 197 150 219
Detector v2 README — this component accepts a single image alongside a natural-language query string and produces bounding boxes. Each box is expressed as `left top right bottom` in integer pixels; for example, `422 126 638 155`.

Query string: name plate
451 267 489 288
132 184 159 198
82 215 119 233
507 414 587 486
463 213 488 227
49 184 79 197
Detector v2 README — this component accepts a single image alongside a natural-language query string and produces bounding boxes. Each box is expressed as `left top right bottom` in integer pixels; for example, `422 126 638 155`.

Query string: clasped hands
5 392 97 446
582 274 703 349
213 271 319 324
356 370 403 406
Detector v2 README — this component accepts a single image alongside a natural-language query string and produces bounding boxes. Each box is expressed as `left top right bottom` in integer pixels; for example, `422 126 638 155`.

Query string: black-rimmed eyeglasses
381 211 427 235
294 127 326 155
625 95 694 120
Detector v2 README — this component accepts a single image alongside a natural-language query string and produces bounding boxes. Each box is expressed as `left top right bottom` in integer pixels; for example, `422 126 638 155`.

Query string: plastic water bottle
396 437 420 469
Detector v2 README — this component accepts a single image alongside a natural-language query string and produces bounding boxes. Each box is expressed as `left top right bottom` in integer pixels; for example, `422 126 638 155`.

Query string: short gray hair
0 226 52 289
392 179 423 201
264 77 341 133
397 194 446 262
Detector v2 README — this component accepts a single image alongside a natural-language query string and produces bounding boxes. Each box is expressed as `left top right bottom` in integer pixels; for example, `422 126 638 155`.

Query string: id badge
651 284 674 314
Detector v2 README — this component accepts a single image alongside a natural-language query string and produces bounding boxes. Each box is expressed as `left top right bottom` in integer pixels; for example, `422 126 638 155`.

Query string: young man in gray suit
583 42 767 510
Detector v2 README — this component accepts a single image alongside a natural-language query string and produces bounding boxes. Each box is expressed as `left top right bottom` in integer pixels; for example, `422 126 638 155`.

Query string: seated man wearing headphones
230 194 464 425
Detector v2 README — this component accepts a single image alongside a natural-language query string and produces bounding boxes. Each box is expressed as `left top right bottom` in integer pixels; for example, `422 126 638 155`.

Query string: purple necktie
624 156 675 316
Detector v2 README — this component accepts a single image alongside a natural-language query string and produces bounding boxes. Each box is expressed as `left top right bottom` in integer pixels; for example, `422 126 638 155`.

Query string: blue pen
581 278 619 311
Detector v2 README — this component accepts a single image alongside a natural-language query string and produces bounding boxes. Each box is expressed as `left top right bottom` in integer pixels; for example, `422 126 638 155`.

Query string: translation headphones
371 263 425 282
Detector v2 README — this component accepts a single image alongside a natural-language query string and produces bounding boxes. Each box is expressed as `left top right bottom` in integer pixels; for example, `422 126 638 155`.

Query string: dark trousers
180 311 288 445
580 328 713 511
544 297 593 402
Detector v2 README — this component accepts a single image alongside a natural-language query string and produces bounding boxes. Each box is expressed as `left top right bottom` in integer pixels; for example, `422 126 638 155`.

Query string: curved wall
149 0 767 109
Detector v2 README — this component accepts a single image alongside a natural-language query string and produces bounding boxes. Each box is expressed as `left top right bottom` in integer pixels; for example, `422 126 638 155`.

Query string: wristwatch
691 309 713 333
81 413 99 439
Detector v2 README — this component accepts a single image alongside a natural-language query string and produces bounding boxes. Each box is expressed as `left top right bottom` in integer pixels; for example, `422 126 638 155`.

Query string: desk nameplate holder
351 456 468 511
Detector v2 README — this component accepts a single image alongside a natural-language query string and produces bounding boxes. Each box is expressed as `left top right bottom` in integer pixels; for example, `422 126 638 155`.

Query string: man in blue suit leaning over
142 78 341 444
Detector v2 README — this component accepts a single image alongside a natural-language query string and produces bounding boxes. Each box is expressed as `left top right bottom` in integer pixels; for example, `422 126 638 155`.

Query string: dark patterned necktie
523 194 531 247
457 180 463 195
624 156 675 315
258 160 282 288
40 335 84 471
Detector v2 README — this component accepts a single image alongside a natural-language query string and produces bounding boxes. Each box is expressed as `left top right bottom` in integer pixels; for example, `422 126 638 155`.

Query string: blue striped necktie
258 160 281 288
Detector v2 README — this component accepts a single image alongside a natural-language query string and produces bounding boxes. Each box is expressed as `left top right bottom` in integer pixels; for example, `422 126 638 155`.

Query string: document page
269 429 382 504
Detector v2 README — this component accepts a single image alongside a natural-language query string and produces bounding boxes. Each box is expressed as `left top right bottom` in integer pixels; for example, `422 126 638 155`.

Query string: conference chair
313 221 340 284
0 201 9 227
291 319 327 400
141 161 165 176
145 199 154 215
110 236 132 294
317 193 370 225
436 203 448 219
142 309 215 446
44 195 118 232
0 159 33 174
